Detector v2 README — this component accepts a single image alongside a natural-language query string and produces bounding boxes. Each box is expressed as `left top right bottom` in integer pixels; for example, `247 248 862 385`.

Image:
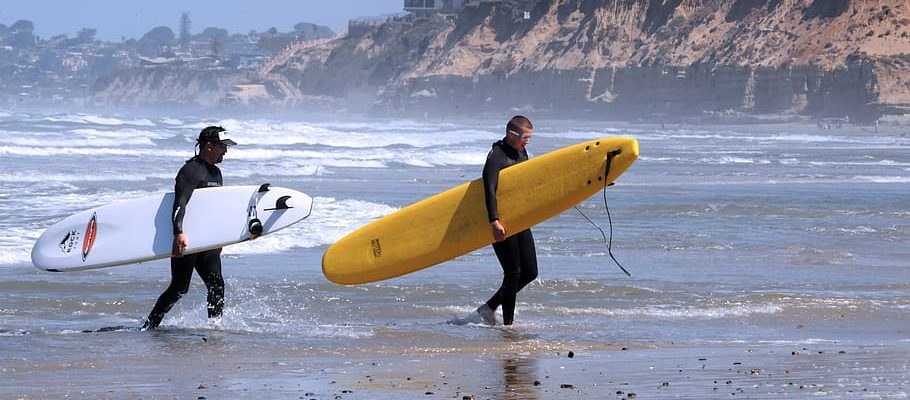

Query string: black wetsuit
146 157 225 329
482 139 538 326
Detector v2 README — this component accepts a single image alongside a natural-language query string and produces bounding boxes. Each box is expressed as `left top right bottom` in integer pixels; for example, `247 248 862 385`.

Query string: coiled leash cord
573 149 631 277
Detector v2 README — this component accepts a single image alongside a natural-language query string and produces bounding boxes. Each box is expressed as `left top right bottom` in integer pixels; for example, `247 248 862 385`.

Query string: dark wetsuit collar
495 139 522 158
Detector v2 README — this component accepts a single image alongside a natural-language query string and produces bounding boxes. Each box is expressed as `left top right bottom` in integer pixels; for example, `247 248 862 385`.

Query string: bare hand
173 233 188 257
491 220 506 242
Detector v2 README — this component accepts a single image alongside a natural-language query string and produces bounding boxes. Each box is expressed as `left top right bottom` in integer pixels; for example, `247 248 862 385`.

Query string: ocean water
1 111 908 397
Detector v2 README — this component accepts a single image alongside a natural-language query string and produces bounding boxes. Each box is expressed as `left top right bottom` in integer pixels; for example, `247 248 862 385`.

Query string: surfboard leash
574 149 631 277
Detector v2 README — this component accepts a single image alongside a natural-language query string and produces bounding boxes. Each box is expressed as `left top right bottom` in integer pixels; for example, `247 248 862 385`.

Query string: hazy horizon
0 0 403 41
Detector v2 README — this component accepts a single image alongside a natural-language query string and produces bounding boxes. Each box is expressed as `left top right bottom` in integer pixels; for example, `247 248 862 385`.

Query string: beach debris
560 384 574 389
462 396 475 400
533 380 541 386
567 351 575 358
197 383 208 389
425 391 434 395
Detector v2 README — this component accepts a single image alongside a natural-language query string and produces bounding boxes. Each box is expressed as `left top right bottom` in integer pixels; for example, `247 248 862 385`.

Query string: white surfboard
31 184 313 272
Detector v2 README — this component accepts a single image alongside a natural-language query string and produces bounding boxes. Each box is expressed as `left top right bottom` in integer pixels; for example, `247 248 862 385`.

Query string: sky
0 0 404 41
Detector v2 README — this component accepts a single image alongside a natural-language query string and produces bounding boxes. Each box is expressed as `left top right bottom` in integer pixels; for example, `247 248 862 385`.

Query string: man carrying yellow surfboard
473 115 538 326
321 119 638 299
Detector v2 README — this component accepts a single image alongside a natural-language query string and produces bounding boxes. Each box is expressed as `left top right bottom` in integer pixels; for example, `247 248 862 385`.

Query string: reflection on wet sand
498 356 539 400
496 328 540 399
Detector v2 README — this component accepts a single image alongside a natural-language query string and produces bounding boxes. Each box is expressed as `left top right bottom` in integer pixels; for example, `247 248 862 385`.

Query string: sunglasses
509 130 531 140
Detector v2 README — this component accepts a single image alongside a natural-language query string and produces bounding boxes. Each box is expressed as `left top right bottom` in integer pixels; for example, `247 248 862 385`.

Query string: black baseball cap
197 126 237 146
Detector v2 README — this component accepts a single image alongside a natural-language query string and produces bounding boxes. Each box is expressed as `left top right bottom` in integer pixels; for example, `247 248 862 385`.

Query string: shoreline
5 101 908 129
3 330 908 399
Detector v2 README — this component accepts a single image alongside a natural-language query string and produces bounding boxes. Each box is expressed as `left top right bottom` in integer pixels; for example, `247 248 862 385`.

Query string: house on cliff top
404 0 535 19
404 0 467 17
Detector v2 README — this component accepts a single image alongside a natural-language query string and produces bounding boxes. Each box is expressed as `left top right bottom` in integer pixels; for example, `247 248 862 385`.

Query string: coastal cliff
92 0 910 122
90 68 251 108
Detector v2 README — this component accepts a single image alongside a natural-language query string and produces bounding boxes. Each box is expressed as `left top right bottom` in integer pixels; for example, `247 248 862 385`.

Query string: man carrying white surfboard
473 115 538 326
142 126 236 330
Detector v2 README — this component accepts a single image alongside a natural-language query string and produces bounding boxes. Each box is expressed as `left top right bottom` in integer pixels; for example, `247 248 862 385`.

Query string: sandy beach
4 326 909 399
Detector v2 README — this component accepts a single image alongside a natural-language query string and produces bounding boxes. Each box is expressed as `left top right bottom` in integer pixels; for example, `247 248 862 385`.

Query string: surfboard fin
258 183 271 193
264 195 293 211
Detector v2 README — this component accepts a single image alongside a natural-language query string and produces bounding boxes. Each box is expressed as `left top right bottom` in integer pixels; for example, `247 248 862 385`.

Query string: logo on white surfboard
81 213 98 262
58 230 81 254
56 213 98 262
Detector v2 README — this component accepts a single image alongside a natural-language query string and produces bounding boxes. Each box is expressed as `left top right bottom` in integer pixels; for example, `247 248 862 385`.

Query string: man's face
207 141 228 164
507 127 532 152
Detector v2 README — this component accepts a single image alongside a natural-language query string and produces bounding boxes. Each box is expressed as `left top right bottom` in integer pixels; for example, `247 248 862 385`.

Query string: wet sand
3 329 908 399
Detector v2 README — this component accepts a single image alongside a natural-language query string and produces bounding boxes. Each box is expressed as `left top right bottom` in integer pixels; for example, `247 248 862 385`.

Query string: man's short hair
507 115 533 133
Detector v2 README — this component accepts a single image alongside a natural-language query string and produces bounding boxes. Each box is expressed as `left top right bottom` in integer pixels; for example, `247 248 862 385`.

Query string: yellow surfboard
322 136 639 285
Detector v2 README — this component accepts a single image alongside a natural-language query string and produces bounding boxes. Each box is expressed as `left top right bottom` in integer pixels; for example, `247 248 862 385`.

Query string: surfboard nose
611 136 639 160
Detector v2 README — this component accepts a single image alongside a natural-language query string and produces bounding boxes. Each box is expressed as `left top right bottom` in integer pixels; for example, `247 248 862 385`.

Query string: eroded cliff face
259 0 909 121
89 68 251 109
401 0 908 75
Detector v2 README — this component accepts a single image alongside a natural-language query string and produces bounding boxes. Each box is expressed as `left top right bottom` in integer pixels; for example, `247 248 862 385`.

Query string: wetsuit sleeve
172 163 203 235
482 148 507 222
